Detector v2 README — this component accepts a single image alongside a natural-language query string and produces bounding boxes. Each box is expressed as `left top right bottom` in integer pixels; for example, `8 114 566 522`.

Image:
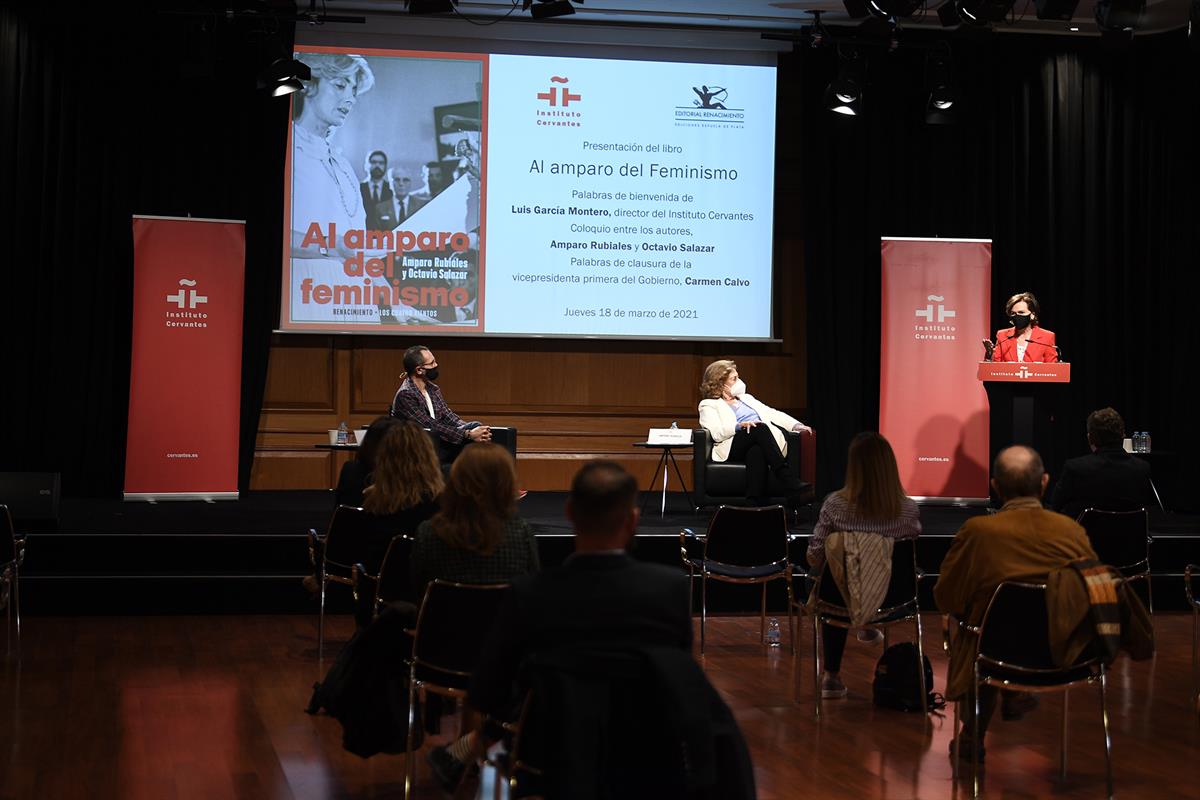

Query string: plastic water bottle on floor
336 421 349 445
766 617 781 647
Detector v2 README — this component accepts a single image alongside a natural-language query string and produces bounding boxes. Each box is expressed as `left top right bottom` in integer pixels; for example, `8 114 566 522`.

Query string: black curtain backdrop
796 33 1200 505
0 5 289 496
3 5 1197 504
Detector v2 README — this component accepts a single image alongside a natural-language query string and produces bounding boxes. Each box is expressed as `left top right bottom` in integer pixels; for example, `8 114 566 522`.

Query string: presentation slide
280 46 777 340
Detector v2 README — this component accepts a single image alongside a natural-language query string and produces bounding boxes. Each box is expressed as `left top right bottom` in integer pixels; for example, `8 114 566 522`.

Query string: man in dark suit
439 462 735 796
1050 407 1154 519
469 461 693 717
359 149 392 231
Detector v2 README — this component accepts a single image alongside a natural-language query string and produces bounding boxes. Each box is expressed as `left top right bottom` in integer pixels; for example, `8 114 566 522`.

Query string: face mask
423 367 440 381
729 379 747 397
1010 313 1032 330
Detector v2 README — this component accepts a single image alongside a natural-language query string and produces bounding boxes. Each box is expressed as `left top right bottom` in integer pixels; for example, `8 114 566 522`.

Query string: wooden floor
1 612 1196 799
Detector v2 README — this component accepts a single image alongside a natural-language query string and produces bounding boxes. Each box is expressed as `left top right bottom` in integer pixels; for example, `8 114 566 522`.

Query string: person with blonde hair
290 52 376 260
808 432 921 699
697 359 811 507
410 442 539 791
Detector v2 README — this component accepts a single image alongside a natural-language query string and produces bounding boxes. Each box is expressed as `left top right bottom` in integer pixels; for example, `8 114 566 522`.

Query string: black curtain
0 5 290 496
796 33 1200 505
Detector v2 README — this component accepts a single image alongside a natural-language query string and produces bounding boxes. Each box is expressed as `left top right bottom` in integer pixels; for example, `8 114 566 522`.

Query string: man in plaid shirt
389 344 492 464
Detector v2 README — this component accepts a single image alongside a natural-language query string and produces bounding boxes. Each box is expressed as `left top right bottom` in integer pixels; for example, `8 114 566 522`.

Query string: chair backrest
1185 564 1199 609
323 505 397 575
1076 508 1149 572
375 534 415 607
976 580 1101 672
0 504 14 565
412 579 511 678
977 581 1056 670
703 504 789 569
816 536 919 613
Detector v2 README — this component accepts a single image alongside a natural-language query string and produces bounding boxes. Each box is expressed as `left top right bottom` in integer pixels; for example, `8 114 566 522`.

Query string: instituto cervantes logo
165 278 209 328
1016 365 1032 379
675 83 745 127
536 76 581 128
914 294 957 341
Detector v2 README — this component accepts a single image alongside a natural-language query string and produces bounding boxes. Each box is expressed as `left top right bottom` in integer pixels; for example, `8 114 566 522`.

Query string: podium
978 362 1070 465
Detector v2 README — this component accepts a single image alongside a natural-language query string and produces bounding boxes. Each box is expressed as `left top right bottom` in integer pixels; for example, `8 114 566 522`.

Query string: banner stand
124 216 246 502
879 236 992 505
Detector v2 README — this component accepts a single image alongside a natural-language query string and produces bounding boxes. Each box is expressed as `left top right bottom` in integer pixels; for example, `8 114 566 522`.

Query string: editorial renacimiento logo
165 278 210 329
535 75 582 128
674 84 745 127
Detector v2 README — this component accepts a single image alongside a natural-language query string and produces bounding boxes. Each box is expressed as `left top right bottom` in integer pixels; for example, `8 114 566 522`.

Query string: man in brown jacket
934 445 1098 763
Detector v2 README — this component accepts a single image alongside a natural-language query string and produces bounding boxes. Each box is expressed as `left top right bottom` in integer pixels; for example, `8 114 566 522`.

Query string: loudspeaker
0 472 60 529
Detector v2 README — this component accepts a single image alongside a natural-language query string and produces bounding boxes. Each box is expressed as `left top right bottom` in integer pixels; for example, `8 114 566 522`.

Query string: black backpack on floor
872 642 943 712
306 602 422 758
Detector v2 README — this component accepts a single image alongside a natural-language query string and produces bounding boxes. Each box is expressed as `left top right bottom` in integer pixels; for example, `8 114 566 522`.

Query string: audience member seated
467 462 754 799
333 415 398 508
390 344 493 466
411 442 539 791
1050 406 1154 519
697 359 811 508
326 421 445 625
807 432 921 700
935 446 1100 765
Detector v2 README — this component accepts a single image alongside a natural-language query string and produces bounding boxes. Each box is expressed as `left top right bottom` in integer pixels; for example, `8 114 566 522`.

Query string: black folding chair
1186 564 1199 717
308 505 400 661
793 536 926 719
949 580 1114 799
1 504 27 657
404 579 511 800
679 504 795 655
1076 507 1152 611
370 533 416 620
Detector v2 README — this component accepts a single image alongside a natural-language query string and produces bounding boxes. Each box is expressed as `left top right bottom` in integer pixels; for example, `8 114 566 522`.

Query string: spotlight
257 58 311 97
825 50 865 116
1034 0 1080 20
1094 0 1144 30
406 0 456 13
924 52 956 124
867 0 923 16
523 0 579 18
956 0 1017 25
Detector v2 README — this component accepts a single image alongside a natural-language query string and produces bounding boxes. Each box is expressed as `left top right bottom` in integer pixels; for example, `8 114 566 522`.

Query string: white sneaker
821 674 848 699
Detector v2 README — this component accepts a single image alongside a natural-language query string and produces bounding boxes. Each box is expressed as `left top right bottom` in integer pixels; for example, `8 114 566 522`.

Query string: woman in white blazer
698 359 811 506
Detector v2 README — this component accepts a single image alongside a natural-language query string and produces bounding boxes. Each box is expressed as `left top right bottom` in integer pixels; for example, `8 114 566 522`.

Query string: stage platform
13 491 1198 614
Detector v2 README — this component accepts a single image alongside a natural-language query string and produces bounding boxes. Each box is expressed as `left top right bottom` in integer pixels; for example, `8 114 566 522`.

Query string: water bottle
766 617 781 647
670 421 679 429
336 421 349 445
1143 431 1151 453
1133 432 1145 453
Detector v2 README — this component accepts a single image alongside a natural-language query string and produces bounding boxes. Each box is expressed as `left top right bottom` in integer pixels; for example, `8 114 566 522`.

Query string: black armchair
691 426 816 510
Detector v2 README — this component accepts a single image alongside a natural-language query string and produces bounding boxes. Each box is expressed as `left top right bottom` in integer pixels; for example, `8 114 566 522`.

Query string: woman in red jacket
983 291 1059 363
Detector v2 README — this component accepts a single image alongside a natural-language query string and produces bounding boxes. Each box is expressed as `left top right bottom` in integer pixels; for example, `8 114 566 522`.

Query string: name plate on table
647 428 691 445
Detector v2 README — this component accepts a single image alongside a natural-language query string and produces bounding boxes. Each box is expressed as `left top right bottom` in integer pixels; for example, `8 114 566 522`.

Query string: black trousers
817 577 850 673
726 424 788 500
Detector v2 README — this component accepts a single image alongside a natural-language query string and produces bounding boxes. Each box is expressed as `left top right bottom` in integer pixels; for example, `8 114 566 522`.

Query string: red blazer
993 326 1058 363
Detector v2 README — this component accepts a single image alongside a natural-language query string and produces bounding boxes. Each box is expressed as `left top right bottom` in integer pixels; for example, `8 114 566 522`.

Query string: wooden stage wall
250 248 807 492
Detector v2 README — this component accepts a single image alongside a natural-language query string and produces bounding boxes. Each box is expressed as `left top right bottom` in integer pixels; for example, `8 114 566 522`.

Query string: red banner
125 217 245 499
879 238 991 501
